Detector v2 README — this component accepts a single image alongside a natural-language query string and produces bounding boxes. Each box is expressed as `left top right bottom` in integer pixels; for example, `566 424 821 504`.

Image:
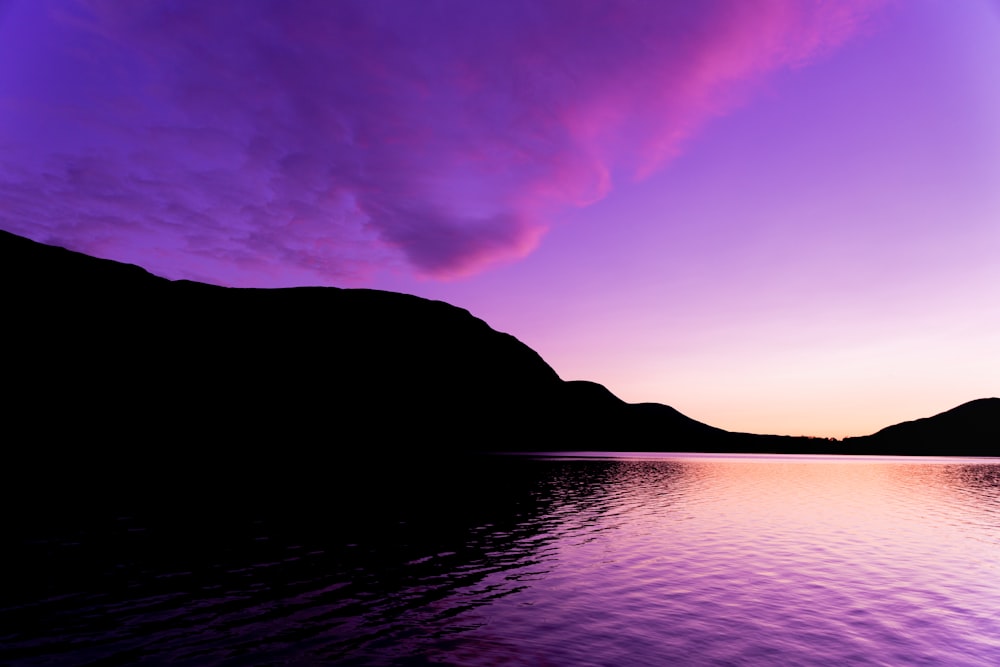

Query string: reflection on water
4 455 1000 666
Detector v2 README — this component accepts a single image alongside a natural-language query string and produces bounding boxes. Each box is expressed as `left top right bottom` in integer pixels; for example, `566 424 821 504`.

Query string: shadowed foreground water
4 454 1000 666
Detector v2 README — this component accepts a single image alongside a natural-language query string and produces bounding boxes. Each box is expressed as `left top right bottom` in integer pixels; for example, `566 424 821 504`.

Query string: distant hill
841 398 1000 456
2 228 996 488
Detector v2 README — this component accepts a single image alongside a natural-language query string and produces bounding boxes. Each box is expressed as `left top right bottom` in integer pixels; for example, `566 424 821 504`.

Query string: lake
4 453 1000 666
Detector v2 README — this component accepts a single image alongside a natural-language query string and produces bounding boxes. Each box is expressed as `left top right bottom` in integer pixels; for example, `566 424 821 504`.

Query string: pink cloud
0 0 888 285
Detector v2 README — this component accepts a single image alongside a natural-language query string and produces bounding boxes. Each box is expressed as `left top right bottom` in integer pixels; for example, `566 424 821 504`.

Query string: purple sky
2 0 998 437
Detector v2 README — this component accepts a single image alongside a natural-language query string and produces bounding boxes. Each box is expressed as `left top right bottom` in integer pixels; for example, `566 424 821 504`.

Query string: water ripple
4 456 1000 665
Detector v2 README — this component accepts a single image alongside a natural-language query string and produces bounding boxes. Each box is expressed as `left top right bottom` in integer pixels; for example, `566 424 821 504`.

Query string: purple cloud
0 0 887 285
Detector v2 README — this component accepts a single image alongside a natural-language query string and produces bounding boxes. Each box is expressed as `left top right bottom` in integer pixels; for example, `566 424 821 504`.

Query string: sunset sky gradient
2 0 998 437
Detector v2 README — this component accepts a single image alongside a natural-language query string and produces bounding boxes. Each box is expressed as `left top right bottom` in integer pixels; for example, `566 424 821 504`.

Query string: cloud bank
0 0 886 285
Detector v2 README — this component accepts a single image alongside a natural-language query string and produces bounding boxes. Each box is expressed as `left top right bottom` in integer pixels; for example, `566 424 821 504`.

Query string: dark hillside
841 398 1000 456
3 228 995 500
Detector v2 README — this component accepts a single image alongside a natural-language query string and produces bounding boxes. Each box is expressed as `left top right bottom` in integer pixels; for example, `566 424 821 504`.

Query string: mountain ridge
3 229 996 473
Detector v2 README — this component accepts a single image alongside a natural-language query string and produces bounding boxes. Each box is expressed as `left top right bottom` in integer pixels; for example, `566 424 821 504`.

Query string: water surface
4 454 1000 665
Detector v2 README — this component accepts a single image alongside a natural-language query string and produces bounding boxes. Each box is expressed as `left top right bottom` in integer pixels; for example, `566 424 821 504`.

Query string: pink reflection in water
462 455 1000 665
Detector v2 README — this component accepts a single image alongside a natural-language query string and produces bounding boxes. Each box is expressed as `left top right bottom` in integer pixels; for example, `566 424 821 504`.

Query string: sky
2 0 998 438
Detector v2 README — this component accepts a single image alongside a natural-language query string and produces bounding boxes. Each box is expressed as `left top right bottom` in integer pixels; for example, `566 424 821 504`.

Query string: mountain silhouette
0 229 757 452
2 228 996 491
841 398 1000 456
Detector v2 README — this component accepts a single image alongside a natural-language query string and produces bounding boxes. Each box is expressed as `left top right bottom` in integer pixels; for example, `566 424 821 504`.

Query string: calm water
4 454 1000 666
